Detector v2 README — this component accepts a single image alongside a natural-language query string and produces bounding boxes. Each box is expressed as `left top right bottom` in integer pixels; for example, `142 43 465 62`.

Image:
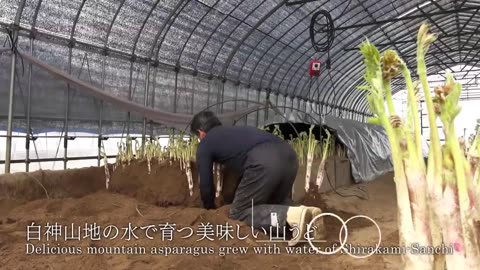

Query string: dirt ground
0 160 401 270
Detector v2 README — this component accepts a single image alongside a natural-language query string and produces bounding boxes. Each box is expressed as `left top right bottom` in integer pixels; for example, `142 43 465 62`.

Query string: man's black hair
190 110 222 136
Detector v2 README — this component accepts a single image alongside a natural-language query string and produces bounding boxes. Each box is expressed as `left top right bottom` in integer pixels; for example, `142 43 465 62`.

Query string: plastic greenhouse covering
1 0 479 174
260 112 393 183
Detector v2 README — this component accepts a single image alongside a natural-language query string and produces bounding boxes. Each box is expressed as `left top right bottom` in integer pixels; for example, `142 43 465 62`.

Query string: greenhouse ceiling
1 0 480 125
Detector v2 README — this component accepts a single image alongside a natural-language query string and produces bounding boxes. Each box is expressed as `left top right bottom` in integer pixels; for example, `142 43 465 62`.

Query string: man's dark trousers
229 140 299 232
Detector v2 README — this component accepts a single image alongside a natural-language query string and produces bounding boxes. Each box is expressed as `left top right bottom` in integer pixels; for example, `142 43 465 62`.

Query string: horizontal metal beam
0 155 117 165
285 0 320 6
329 5 480 32
406 60 480 69
0 134 169 139
392 81 479 86
0 115 163 125
343 30 480 51
418 95 480 101
400 47 480 58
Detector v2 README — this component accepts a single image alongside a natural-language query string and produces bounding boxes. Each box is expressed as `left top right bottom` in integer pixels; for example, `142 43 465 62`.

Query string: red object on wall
309 59 321 77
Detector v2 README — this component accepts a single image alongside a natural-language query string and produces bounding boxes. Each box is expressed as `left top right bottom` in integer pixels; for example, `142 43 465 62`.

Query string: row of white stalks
267 125 335 192
101 126 341 196
100 134 224 197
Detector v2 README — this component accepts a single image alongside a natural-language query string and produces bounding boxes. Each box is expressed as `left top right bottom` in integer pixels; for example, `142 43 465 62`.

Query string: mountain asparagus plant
304 125 317 192
315 129 332 192
359 23 480 270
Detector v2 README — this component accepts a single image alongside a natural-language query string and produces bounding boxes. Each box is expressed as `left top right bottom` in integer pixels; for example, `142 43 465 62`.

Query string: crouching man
190 110 325 246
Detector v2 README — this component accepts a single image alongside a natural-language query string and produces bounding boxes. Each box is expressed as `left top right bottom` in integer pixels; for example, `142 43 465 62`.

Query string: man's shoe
306 207 327 241
286 206 313 246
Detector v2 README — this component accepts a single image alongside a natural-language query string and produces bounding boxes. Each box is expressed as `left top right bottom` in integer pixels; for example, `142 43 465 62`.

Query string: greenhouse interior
0 0 479 269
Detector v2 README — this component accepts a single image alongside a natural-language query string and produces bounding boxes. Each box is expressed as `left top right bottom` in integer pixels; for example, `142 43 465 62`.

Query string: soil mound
110 160 202 207
0 166 108 201
109 160 241 208
0 189 388 270
0 163 397 270
0 191 270 270
301 186 374 248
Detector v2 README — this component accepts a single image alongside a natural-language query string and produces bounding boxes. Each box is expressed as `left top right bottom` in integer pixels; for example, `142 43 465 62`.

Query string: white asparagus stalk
169 134 174 165
315 157 326 191
115 142 122 170
120 143 126 168
187 135 199 197
101 145 110 190
147 156 151 174
304 125 317 192
125 137 130 165
215 163 223 198
146 142 153 174
186 160 193 196
315 129 332 191
104 162 110 189
135 140 140 160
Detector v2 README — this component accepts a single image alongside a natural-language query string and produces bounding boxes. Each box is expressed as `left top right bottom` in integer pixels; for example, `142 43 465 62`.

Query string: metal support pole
283 95 287 113
142 63 151 149
234 85 238 111
216 82 221 114
191 76 195 114
98 55 106 167
5 43 17 174
220 81 225 113
256 90 260 127
25 38 33 172
244 87 249 125
64 47 73 170
5 0 26 174
174 70 178 113
265 91 270 121
150 67 157 138
127 61 134 135
206 80 211 107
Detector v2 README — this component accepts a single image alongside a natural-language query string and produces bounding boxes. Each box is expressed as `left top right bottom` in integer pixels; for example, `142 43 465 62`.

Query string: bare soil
0 159 401 270
109 160 241 208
